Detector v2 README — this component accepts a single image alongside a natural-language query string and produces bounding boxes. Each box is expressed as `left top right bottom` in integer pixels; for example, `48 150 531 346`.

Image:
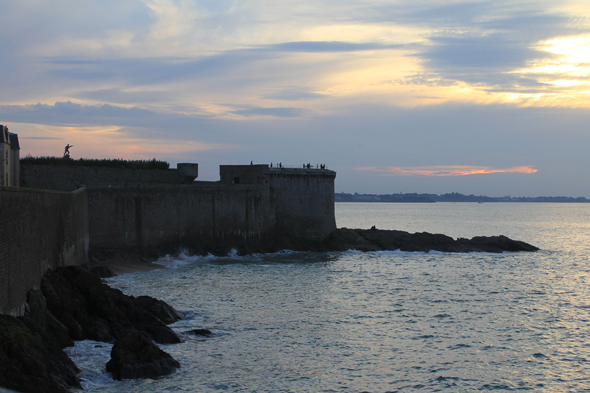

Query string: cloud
228 105 308 118
73 88 171 104
19 136 64 140
0 101 171 127
267 41 405 52
355 165 538 177
44 51 273 85
372 2 590 91
41 40 401 87
423 34 554 70
2 0 590 196
260 88 328 101
0 101 222 142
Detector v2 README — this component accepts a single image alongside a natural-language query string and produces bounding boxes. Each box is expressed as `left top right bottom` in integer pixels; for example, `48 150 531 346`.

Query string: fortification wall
0 187 88 316
268 169 336 242
21 164 193 192
219 165 269 185
87 184 276 253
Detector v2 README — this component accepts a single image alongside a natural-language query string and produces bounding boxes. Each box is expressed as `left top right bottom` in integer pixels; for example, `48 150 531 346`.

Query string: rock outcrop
106 333 180 380
89 227 539 261
323 228 539 253
41 266 183 344
186 328 213 337
0 266 185 392
0 315 79 393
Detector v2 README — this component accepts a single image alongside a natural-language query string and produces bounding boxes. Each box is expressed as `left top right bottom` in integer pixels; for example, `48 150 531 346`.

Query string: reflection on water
74 203 590 392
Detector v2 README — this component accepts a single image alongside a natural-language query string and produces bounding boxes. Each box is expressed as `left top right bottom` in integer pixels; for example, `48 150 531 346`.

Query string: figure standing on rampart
63 144 73 158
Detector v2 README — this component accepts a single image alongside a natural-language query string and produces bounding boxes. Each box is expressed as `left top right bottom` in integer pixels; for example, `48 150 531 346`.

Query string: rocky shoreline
322 228 539 253
0 266 185 393
0 229 538 393
89 228 539 260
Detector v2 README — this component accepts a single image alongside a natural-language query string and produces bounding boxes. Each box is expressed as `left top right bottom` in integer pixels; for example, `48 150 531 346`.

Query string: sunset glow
1 1 589 195
355 166 538 177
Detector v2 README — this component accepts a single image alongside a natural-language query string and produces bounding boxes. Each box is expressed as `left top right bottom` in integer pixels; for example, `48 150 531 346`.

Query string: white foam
345 249 363 254
64 340 117 390
228 248 239 257
153 249 217 269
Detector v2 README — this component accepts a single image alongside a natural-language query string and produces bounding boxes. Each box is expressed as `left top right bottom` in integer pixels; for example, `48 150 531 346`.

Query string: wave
152 248 299 269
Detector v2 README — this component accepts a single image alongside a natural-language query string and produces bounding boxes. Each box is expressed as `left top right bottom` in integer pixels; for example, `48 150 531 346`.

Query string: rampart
0 187 88 316
19 162 336 254
87 184 276 254
267 168 336 243
219 165 336 243
21 163 198 191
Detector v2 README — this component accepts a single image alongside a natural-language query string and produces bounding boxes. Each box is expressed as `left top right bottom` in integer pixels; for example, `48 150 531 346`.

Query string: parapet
219 164 270 185
219 164 335 185
177 163 198 183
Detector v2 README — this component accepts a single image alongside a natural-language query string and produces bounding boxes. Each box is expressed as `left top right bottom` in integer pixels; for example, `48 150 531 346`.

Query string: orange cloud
354 165 537 177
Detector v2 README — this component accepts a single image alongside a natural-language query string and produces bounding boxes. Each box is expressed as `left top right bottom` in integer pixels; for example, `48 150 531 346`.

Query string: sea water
66 202 590 392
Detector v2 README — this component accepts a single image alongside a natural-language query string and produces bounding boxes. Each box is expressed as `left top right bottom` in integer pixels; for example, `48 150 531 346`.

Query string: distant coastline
336 192 590 203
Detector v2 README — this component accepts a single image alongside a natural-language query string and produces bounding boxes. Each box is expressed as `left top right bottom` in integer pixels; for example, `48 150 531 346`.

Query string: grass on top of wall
21 156 170 170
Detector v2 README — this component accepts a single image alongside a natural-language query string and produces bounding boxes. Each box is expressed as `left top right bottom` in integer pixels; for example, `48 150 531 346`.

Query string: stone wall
219 164 269 185
87 184 276 254
219 165 337 242
18 163 336 257
268 168 336 242
9 133 19 188
21 164 197 192
0 187 88 316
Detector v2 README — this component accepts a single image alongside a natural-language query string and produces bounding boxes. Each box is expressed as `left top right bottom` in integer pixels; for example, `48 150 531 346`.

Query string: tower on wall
0 125 20 187
219 164 337 244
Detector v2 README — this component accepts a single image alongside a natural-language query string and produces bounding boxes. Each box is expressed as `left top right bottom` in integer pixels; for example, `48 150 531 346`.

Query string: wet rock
41 266 182 344
85 316 113 343
1 266 186 391
18 291 80 391
0 315 80 393
134 296 184 325
186 328 212 337
90 265 117 278
106 334 180 380
322 228 538 253
44 311 74 349
455 235 538 253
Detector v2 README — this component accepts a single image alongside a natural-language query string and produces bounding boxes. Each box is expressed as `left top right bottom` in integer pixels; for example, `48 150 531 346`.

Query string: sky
1 0 590 197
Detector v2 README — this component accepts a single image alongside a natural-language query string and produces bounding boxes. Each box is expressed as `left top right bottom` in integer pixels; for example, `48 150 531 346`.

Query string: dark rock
186 328 212 337
23 290 73 349
91 265 117 278
24 289 47 329
134 296 184 325
0 315 79 393
86 316 114 343
18 291 80 391
322 228 538 253
0 265 187 391
41 270 89 341
41 266 182 344
44 311 74 349
456 235 539 253
60 311 86 341
106 334 180 380
322 227 381 252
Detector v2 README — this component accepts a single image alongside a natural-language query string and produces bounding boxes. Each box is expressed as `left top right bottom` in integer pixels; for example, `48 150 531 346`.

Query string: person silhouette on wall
63 144 73 158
